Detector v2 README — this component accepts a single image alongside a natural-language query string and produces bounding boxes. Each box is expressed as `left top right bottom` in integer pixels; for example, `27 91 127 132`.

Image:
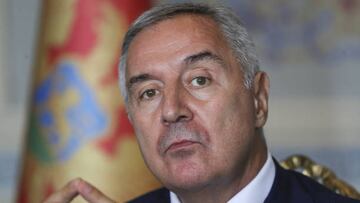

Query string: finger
77 179 116 203
43 178 81 203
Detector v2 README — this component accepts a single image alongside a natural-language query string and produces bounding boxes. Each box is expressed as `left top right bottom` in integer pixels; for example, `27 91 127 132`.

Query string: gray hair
119 3 260 102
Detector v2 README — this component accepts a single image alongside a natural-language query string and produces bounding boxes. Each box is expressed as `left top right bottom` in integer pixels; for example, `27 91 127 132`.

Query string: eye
191 76 211 87
140 89 159 100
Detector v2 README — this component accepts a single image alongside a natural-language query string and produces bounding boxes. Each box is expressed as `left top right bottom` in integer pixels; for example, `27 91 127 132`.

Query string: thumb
43 178 80 203
77 179 117 203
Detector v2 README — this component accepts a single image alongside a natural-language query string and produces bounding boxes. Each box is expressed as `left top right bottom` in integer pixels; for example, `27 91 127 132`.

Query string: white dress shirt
170 152 275 203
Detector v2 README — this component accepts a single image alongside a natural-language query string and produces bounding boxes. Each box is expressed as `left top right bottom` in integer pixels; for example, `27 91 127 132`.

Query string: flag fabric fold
18 0 160 202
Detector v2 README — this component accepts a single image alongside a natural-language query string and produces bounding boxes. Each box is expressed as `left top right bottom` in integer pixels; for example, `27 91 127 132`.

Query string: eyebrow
184 50 225 67
127 73 155 90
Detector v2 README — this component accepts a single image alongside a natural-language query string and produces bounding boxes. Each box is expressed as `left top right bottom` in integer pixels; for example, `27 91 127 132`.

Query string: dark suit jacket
128 160 360 203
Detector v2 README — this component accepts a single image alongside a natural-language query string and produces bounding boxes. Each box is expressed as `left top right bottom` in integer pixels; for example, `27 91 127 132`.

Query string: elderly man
44 3 359 203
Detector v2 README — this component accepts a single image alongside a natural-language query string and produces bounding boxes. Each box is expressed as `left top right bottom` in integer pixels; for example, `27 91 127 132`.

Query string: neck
174 132 268 203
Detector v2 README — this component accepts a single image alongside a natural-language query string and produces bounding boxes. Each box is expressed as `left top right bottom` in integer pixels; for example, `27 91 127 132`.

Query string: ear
253 71 270 128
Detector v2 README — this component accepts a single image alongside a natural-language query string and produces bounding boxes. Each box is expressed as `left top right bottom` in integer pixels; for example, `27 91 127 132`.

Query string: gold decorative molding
281 155 360 200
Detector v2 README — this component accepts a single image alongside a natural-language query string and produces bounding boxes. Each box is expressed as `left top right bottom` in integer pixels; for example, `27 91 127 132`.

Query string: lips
158 123 208 155
165 140 198 153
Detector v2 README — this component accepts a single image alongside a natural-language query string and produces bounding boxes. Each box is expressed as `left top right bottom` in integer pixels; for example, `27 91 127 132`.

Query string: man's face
125 15 268 192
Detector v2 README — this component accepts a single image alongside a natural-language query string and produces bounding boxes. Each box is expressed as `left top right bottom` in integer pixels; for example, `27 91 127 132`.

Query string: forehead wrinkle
183 50 227 69
129 15 223 57
126 14 234 88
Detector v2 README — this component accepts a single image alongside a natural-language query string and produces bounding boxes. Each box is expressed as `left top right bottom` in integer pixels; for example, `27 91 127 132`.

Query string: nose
161 87 193 125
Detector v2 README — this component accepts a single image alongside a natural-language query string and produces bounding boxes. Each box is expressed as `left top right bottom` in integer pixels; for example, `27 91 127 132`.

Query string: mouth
165 140 199 153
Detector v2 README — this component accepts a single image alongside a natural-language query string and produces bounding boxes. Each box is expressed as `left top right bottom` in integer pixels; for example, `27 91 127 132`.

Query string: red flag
17 0 160 202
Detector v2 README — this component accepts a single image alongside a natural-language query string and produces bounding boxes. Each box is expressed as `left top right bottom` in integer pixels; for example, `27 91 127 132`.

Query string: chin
165 173 211 192
160 159 212 192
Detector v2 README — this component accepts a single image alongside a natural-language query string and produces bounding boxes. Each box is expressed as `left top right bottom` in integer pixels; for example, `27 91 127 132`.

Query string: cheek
131 113 159 154
208 97 255 169
128 102 165 162
208 96 242 125
208 94 255 145
132 97 162 115
133 125 160 171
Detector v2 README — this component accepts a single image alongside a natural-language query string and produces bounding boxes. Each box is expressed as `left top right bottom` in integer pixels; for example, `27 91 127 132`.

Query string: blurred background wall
1 0 42 202
1 0 359 202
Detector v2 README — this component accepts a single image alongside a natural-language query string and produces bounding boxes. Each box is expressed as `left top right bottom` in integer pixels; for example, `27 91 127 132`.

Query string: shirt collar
170 152 275 203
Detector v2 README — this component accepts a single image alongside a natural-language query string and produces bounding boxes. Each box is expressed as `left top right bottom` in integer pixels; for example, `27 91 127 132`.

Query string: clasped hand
43 178 116 203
